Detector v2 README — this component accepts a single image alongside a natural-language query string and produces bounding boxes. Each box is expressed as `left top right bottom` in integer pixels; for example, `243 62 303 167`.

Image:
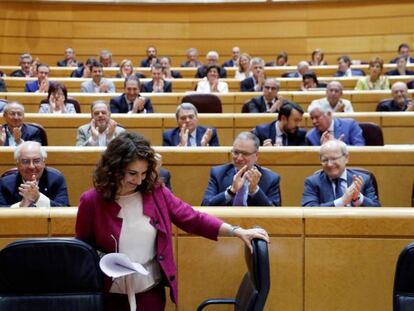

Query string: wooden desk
1 207 413 311
0 146 413 208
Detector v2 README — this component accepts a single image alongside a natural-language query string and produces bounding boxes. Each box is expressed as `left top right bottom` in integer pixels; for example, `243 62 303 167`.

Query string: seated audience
141 63 172 93
116 59 145 79
309 48 328 66
160 56 182 79
377 81 414 111
110 76 153 113
39 83 77 114
334 55 365 77
162 103 219 146
80 61 116 93
1 102 43 146
71 57 96 78
240 57 266 92
201 132 281 206
301 71 326 91
140 45 159 67
223 46 240 67
195 51 227 78
310 81 354 113
76 100 124 146
306 100 365 146
244 78 289 113
196 65 229 93
355 57 390 90
25 64 50 93
99 49 118 67
57 48 78 67
301 140 380 207
283 60 309 78
390 43 414 64
266 51 289 66
234 53 252 80
0 141 70 207
10 53 34 77
252 102 307 146
386 56 414 75
181 47 202 67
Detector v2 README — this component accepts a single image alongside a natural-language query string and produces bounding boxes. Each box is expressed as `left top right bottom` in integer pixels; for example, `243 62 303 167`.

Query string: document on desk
100 253 149 278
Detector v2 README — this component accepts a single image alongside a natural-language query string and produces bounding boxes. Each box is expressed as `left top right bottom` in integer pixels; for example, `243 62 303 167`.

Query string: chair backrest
241 100 250 113
25 122 48 146
412 180 414 208
39 98 81 113
181 93 222 113
393 241 414 311
1 167 18 178
407 80 414 90
358 122 384 146
235 238 270 311
0 238 104 311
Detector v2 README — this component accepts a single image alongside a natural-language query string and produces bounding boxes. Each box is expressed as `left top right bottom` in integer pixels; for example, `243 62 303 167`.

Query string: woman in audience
355 56 390 90
276 51 289 66
116 59 145 79
159 56 182 79
76 131 268 311
39 83 76 114
309 49 328 66
196 65 229 93
234 53 251 80
300 71 326 91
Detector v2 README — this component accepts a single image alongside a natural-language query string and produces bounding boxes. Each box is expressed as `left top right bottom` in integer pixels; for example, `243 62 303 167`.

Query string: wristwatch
226 186 236 197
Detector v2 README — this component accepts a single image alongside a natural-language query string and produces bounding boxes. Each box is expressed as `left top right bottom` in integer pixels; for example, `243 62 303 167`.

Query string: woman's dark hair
206 65 221 75
302 71 319 85
93 132 159 201
47 82 68 101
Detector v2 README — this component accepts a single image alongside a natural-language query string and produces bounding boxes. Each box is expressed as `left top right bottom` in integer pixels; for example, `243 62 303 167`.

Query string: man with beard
252 102 307 146
76 101 124 146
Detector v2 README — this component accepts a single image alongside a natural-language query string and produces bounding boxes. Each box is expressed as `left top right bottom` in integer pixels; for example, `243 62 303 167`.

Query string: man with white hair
0 141 70 207
195 51 227 78
301 139 380 207
181 48 202 68
240 57 266 92
283 61 309 78
377 82 414 111
1 102 43 146
306 99 365 146
310 81 354 113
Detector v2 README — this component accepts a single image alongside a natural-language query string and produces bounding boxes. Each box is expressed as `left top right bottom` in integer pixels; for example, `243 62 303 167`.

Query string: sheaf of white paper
99 253 149 278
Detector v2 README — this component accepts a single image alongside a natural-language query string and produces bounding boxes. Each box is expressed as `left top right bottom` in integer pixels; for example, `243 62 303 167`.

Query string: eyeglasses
264 86 277 91
19 158 43 167
320 154 345 165
231 149 257 157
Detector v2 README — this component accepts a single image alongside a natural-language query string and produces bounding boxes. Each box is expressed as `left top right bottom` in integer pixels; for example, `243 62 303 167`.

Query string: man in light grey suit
76 100 124 146
80 61 115 93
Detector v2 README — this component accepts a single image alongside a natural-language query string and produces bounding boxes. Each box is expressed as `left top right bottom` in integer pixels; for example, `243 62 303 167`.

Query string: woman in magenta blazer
75 131 268 311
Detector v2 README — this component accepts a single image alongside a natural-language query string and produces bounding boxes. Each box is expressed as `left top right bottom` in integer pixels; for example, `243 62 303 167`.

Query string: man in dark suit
201 132 281 206
163 103 219 146
334 56 365 77
110 76 153 113
223 46 240 67
57 48 78 67
282 61 309 78
24 64 50 93
140 45 159 67
306 100 365 146
252 102 307 146
386 56 414 76
1 102 42 146
0 141 70 207
243 78 289 113
10 53 34 77
71 57 96 78
301 140 380 207
240 57 265 92
195 51 227 78
141 63 172 93
377 82 414 112
390 43 414 64
181 48 202 68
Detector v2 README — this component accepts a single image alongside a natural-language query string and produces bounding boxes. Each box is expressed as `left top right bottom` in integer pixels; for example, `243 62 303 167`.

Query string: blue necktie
334 178 344 199
233 182 248 206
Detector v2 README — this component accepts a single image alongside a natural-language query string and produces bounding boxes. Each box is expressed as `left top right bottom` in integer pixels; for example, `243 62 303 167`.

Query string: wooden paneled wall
0 0 414 66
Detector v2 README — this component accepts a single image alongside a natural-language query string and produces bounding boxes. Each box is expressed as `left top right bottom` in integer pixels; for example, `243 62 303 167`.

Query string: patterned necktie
233 182 248 206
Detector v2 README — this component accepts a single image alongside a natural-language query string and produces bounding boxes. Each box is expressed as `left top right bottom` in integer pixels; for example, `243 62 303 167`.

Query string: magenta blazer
75 185 223 304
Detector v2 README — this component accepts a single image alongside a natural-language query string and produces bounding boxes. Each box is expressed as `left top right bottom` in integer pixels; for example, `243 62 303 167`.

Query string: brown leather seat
181 93 222 113
358 122 384 146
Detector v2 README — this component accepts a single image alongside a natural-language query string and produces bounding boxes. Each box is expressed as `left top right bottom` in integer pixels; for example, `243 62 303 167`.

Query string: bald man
377 82 414 111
